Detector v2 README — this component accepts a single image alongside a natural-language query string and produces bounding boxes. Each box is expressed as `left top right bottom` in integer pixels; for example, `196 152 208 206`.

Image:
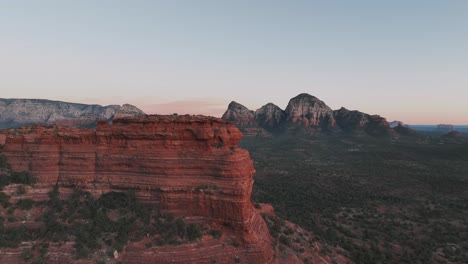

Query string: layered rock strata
0 115 274 263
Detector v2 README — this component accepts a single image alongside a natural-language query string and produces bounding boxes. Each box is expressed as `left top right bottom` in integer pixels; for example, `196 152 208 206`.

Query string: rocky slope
255 103 286 131
0 115 274 263
221 101 256 126
333 107 394 137
0 99 145 129
388 120 405 128
222 93 399 137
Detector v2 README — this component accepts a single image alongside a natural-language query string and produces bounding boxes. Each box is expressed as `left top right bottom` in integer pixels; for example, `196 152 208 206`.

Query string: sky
1 1 467 125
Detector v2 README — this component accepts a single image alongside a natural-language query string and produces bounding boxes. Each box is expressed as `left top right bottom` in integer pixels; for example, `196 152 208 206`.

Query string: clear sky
1 1 467 124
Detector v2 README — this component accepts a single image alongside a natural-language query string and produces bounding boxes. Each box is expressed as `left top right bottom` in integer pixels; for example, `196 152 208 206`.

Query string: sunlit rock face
0 98 145 129
0 115 274 264
284 93 336 129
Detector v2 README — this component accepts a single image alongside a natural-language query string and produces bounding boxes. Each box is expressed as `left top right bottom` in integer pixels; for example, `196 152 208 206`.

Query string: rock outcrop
393 123 418 136
254 103 285 131
221 101 256 126
333 107 394 137
388 120 405 128
0 115 274 263
441 130 465 143
284 93 336 129
0 99 145 129
221 93 399 137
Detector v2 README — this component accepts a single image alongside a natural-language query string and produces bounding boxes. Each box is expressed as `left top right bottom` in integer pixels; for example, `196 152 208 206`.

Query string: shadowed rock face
284 93 336 129
221 101 256 126
222 93 398 136
222 93 419 138
0 115 274 263
333 107 393 137
255 103 285 131
0 99 145 128
393 123 417 136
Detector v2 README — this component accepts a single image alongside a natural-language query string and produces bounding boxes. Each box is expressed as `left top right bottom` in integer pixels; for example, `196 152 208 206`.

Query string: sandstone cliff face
0 115 274 263
221 101 256 126
255 103 285 131
0 99 145 128
284 93 336 129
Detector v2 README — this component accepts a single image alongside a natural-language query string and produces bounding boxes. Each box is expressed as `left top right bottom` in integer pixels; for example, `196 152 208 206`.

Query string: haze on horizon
1 1 467 125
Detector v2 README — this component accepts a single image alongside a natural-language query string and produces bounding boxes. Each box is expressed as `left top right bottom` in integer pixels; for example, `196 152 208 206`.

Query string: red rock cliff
0 115 274 263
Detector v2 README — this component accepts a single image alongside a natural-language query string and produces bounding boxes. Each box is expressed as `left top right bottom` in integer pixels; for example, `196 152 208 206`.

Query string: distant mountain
221 101 256 126
0 98 145 129
255 103 285 130
440 130 465 144
333 107 394 137
222 93 407 137
388 120 405 128
437 124 454 131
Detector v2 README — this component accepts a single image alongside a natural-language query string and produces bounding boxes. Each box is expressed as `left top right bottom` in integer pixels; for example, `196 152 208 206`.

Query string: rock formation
393 123 418 136
388 120 405 128
441 130 465 143
333 107 393 137
254 103 285 131
0 99 145 129
221 93 400 137
0 115 274 263
221 101 256 126
284 93 336 129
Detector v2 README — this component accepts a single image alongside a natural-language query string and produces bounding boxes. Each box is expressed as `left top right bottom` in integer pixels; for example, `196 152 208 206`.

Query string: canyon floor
242 132 468 264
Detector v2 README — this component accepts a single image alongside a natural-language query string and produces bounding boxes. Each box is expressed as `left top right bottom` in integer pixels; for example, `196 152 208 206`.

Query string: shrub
212 142 225 148
186 224 202 242
16 199 34 210
0 192 10 208
0 154 10 170
16 185 26 195
21 248 33 260
98 191 131 209
208 229 222 239
279 234 292 246
0 174 11 188
10 171 36 185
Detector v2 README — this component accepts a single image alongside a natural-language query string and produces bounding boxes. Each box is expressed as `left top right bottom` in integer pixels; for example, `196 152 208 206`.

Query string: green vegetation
208 229 222 239
16 198 34 210
0 154 36 189
0 192 10 208
242 134 468 263
0 185 203 260
0 154 11 170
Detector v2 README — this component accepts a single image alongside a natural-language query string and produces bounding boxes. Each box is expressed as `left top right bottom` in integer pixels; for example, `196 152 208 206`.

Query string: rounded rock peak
286 93 331 112
293 93 318 99
113 104 146 119
227 101 251 110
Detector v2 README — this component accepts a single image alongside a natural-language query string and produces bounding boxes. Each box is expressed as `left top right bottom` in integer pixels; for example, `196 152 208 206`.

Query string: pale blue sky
1 1 467 124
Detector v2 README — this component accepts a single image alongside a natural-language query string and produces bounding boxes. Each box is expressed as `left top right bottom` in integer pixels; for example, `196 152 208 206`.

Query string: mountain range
222 93 408 137
0 99 145 129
